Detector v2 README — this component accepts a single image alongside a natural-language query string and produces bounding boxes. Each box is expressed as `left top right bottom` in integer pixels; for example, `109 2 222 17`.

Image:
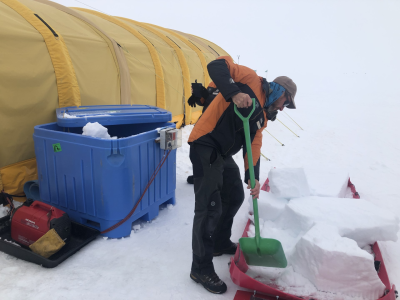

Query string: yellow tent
0 0 230 196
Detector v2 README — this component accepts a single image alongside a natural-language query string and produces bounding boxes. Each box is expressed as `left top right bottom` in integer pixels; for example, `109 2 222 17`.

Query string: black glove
190 80 211 108
200 86 209 99
266 110 278 121
192 80 209 99
188 95 199 108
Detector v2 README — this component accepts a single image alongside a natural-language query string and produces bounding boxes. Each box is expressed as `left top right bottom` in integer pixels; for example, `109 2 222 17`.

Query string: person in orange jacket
188 56 297 294
187 81 220 184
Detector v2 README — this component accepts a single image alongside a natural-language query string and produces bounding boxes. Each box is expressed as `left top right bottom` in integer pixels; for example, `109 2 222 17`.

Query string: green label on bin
53 143 62 153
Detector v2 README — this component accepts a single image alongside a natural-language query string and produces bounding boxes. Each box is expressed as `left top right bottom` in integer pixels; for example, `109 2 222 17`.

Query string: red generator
11 200 71 246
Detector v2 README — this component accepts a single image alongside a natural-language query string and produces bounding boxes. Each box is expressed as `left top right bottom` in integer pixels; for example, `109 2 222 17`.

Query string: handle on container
31 201 53 211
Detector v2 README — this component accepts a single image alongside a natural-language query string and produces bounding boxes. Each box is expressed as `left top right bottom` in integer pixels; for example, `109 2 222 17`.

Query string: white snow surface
0 205 9 217
1 1 400 299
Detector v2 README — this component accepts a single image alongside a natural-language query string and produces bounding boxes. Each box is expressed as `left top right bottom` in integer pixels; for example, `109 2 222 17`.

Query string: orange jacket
189 56 268 183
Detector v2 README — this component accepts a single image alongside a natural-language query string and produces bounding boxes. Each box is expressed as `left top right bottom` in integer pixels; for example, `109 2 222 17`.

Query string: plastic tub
33 105 176 238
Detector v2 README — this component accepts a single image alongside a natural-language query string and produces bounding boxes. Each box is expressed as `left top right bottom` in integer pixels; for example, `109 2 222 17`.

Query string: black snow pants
190 143 244 274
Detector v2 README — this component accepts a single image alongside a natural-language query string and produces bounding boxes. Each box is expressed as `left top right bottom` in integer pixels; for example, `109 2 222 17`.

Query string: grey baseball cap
273 76 297 109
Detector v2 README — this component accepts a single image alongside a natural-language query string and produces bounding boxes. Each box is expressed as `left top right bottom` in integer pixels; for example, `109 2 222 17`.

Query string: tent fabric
70 7 166 110
144 23 204 124
16 0 121 106
189 33 231 59
0 0 231 195
31 0 132 105
0 158 38 195
173 30 222 62
117 17 185 121
146 23 211 124
21 0 122 106
0 0 61 190
153 25 211 87
0 0 81 108
34 0 132 105
119 17 187 124
122 19 193 123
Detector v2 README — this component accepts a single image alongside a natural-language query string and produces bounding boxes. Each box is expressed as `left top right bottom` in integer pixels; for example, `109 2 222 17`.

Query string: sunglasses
283 92 292 107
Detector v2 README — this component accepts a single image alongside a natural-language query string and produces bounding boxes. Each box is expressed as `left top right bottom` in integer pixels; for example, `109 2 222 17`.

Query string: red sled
230 179 397 300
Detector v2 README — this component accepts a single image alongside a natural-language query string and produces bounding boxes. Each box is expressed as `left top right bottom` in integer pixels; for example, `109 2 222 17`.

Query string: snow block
269 168 310 199
304 167 349 198
231 219 398 300
248 191 288 221
291 224 386 300
286 197 399 248
82 122 117 139
242 169 399 299
246 195 399 298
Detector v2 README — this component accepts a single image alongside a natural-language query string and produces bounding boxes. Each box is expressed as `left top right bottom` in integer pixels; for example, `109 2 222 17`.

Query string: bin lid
56 105 172 127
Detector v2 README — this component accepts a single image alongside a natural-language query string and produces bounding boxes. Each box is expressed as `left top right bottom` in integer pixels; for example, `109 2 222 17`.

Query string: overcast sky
52 0 400 101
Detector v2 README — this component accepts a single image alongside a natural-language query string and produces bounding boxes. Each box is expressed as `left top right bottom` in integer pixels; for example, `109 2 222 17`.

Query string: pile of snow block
291 224 385 299
246 168 399 300
304 167 350 198
82 122 117 139
268 168 310 198
268 167 350 199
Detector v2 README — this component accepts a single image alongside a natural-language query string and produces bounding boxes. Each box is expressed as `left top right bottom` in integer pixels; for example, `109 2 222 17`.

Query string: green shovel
235 98 287 268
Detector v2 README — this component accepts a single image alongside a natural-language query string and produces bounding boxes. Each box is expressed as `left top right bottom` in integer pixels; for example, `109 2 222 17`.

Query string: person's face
269 92 291 111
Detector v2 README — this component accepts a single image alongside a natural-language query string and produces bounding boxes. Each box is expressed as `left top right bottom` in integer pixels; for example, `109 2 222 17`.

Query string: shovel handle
234 99 261 246
234 98 256 189
233 98 256 123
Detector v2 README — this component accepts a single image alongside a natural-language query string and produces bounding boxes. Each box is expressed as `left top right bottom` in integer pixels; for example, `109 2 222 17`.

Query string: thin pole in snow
261 153 271 161
264 129 285 146
283 111 304 130
276 119 300 137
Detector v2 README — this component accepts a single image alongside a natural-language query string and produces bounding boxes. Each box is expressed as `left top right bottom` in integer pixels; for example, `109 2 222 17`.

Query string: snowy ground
1 0 400 299
1 93 399 299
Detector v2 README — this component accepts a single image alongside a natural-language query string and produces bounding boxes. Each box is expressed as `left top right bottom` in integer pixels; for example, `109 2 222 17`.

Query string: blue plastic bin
33 105 176 238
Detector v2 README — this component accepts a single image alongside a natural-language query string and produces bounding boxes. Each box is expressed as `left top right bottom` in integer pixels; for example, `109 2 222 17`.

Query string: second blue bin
33 105 176 238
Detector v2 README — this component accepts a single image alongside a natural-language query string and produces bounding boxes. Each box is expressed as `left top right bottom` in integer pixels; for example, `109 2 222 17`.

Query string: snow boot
190 270 227 294
213 242 237 256
187 175 194 184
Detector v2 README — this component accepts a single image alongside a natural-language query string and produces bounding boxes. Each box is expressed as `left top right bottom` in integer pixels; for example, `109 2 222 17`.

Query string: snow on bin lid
56 105 172 127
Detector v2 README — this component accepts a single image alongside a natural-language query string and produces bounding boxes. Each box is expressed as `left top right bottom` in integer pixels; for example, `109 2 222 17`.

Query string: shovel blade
239 237 287 268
